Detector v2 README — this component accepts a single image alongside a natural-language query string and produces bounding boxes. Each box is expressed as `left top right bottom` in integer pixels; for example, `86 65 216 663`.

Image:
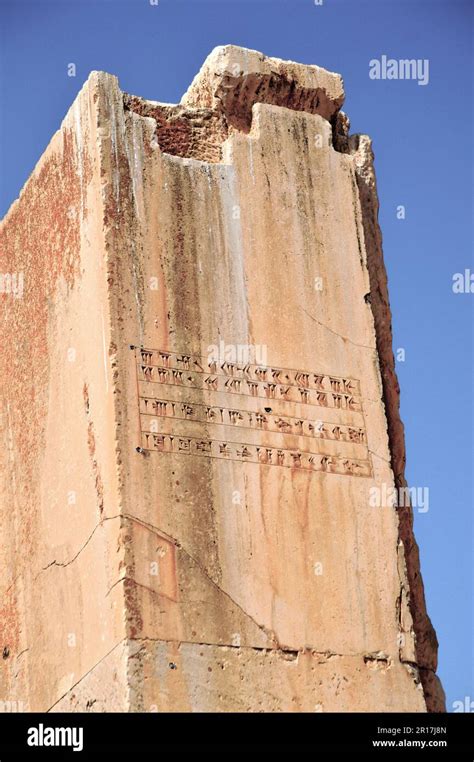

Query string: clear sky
1 0 472 711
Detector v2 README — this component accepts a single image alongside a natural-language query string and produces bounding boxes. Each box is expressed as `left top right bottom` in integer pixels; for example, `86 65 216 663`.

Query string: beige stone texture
0 46 444 712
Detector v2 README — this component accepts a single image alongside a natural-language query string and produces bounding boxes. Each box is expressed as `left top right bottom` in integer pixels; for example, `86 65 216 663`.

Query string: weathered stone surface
0 46 444 712
181 44 344 130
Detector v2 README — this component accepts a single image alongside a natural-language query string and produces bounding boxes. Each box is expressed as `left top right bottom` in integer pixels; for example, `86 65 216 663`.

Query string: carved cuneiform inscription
142 432 372 477
136 349 361 411
134 347 372 477
139 397 367 445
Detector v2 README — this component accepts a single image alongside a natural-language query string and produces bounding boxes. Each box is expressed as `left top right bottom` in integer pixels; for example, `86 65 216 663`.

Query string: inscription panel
133 346 372 478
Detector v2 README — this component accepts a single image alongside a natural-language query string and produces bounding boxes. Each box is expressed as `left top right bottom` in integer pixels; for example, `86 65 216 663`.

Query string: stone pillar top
181 44 345 129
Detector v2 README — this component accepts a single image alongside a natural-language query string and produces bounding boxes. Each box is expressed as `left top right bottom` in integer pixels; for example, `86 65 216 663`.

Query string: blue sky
1 0 472 711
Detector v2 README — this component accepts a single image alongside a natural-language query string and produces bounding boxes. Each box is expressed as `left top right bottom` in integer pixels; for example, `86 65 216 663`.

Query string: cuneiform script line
138 396 367 446
141 432 373 478
137 373 362 413
134 347 361 391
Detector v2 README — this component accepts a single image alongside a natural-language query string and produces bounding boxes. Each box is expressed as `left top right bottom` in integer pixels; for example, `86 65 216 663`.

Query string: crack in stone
301 306 377 350
175 543 278 646
117 513 278 647
45 639 126 713
368 448 391 464
35 514 121 578
127 637 395 662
